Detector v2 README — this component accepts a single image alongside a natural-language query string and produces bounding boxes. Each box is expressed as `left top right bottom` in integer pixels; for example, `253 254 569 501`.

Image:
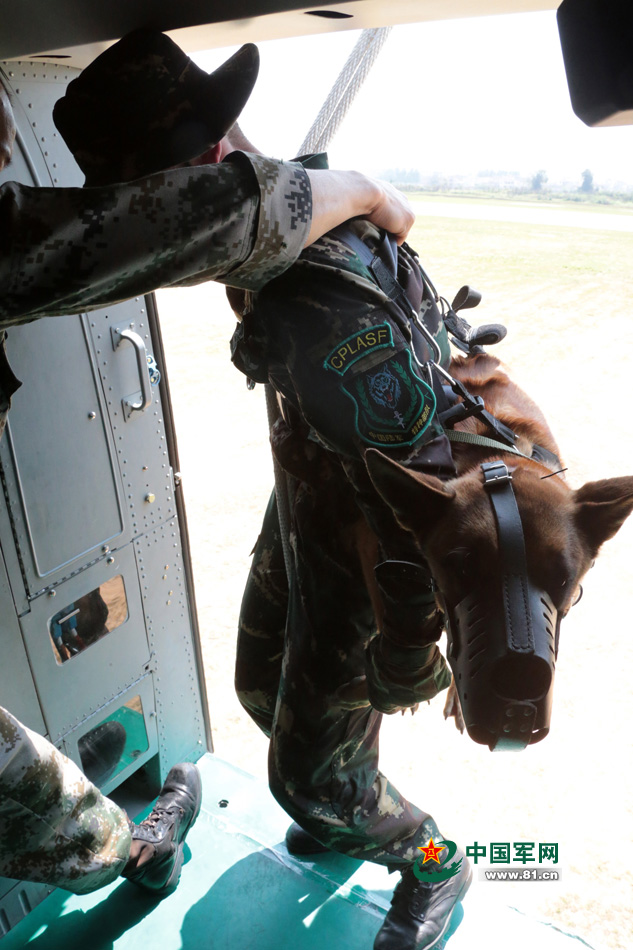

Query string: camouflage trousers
0 706 131 894
235 481 441 870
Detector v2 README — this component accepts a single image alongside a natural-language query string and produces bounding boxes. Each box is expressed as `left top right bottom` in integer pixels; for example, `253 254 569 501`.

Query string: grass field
157 199 633 950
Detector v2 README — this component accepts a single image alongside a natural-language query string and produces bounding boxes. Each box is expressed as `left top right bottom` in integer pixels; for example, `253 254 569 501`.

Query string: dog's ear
573 476 633 554
365 448 455 534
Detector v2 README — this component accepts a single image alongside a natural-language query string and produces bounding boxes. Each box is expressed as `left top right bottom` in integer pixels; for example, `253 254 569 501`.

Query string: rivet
102 545 110 554
48 589 56 598
145 493 155 503
87 411 96 420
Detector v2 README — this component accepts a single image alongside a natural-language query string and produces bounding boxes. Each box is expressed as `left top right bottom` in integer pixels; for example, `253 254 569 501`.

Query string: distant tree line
381 168 421 183
531 168 595 193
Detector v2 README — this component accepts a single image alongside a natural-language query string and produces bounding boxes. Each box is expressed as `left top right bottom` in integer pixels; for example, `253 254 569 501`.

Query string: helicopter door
0 61 210 935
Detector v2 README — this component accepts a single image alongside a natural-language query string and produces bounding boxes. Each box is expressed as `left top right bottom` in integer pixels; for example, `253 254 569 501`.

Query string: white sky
193 10 633 188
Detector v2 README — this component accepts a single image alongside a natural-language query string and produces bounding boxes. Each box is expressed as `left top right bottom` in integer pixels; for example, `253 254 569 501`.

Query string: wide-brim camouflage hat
53 30 259 186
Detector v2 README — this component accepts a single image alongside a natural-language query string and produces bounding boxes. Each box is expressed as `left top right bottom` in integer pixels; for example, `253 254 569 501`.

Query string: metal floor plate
1 754 599 950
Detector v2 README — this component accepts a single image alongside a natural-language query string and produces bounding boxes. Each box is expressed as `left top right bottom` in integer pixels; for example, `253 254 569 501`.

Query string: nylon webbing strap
446 429 529 459
447 429 563 471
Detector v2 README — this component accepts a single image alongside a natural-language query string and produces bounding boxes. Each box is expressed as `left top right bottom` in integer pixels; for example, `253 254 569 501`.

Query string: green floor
2 755 599 950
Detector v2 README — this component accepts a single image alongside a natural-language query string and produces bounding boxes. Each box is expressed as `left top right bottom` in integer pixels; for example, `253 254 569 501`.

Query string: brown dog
366 352 633 742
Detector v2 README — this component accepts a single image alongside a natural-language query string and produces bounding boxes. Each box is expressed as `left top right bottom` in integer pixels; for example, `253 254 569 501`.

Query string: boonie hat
53 29 259 185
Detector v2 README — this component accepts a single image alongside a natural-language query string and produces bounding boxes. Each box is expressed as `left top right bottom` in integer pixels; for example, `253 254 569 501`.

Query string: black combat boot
374 849 472 950
122 762 202 895
285 822 330 856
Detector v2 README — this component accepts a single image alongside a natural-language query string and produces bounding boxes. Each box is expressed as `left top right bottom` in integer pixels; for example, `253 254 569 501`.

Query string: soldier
0 32 415 899
55 34 472 949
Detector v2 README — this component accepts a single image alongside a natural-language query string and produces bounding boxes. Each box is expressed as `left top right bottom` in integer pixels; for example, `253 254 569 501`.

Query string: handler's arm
305 169 415 247
1 154 414 325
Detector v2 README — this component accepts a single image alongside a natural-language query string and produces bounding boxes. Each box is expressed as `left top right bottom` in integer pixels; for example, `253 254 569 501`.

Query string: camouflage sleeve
0 155 311 325
221 152 312 290
365 639 452 714
0 706 131 893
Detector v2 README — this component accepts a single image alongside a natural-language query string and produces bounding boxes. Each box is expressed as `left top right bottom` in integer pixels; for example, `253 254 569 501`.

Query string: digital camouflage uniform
0 707 131 893
0 153 312 891
232 155 455 869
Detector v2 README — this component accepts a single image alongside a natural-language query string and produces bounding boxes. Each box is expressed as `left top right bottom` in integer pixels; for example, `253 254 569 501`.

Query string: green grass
407 212 633 289
401 189 633 213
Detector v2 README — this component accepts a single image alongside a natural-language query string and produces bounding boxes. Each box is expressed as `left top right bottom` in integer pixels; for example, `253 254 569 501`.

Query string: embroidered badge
342 350 437 448
324 323 394 376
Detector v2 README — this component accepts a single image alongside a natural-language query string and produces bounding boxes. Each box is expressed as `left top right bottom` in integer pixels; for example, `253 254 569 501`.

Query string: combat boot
373 849 472 950
122 762 202 895
285 822 330 856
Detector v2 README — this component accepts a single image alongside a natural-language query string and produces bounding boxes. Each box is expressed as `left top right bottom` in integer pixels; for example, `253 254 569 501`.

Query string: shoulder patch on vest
323 323 393 376
342 350 437 448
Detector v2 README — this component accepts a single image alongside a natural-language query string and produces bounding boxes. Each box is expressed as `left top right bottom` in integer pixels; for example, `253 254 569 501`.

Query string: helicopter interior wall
0 62 209 933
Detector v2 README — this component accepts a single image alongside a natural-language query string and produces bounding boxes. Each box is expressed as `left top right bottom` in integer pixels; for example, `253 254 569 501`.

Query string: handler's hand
305 169 415 247
361 178 416 244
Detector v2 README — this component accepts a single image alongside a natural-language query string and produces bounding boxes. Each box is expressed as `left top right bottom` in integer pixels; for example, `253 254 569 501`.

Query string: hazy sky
193 10 633 188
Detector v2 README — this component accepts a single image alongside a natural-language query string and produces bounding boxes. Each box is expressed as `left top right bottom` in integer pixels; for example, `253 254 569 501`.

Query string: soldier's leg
0 707 203 896
267 475 442 870
0 706 131 894
235 491 288 737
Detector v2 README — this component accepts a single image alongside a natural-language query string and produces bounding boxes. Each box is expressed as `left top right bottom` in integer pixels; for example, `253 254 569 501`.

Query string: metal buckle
481 460 512 487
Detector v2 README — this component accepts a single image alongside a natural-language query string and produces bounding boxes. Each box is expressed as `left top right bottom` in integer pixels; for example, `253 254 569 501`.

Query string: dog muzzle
443 460 560 751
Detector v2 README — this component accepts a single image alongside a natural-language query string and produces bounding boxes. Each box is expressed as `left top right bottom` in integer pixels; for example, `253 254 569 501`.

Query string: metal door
0 61 210 932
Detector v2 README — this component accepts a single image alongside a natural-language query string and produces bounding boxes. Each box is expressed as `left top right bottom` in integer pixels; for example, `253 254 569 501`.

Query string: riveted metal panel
0 314 126 588
0 549 45 734
18 545 150 743
0 62 80 188
86 306 178 543
0 58 209 938
135 520 207 776
58 676 159 797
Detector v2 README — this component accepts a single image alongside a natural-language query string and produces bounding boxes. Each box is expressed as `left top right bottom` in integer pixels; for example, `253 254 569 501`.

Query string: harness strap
329 225 416 319
446 428 563 472
481 461 531 588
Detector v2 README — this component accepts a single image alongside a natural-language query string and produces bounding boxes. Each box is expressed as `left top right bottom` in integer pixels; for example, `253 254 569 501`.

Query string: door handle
111 325 154 418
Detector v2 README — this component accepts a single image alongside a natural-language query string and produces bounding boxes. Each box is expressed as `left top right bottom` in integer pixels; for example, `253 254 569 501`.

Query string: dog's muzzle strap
481 461 541 749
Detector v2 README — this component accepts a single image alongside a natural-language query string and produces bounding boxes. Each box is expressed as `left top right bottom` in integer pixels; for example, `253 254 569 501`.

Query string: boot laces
392 868 433 915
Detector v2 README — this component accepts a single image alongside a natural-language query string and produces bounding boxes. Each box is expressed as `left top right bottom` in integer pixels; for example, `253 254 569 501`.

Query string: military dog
366 351 633 743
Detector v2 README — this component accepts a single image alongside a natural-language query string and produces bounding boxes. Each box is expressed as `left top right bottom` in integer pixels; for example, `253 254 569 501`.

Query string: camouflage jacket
0 152 311 325
231 154 454 712
0 151 311 436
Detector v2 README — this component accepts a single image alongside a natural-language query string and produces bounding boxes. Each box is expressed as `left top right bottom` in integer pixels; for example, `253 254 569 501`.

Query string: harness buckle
481 460 512 487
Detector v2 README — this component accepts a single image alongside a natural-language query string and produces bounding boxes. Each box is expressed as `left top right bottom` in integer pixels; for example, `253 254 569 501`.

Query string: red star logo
417 838 446 864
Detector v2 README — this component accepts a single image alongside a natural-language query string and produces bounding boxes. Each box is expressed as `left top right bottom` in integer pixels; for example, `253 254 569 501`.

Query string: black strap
330 225 415 316
481 460 533 652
